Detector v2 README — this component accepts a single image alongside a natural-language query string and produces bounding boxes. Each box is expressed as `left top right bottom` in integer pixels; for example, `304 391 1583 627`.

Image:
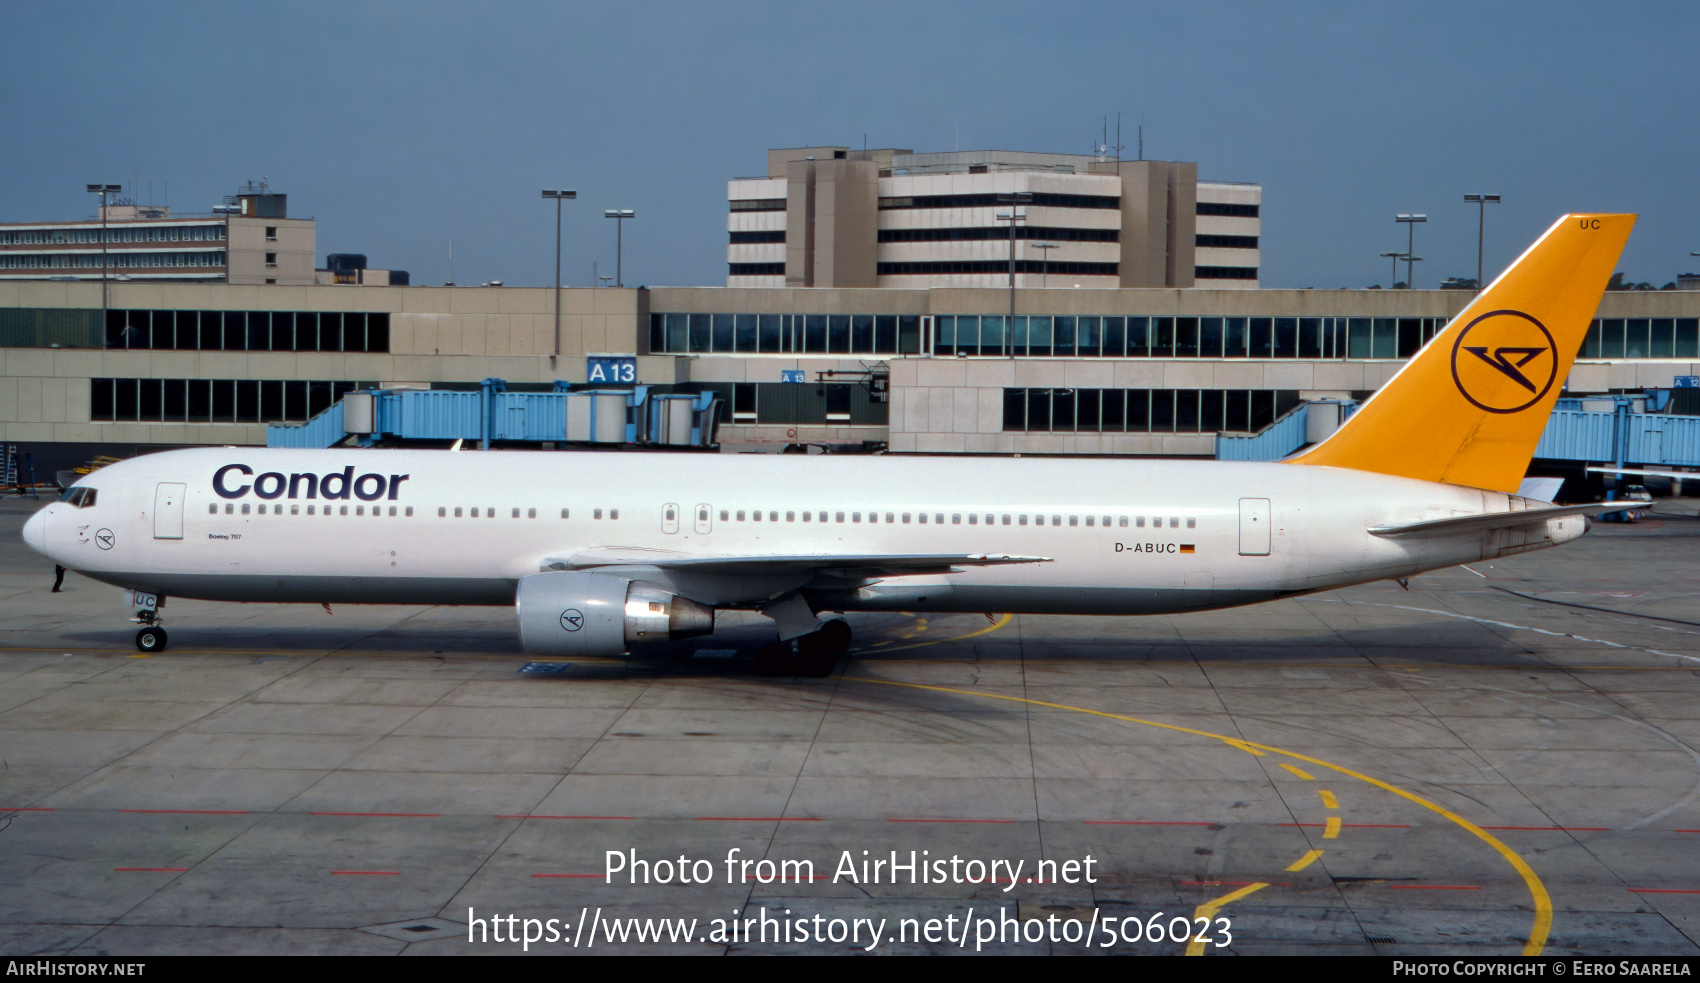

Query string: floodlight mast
1396 214 1428 288
996 192 1032 351
541 189 577 365
1464 195 1500 292
604 209 635 288
86 184 121 318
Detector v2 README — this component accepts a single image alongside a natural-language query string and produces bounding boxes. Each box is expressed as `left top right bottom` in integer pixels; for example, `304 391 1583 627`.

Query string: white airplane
22 214 1634 676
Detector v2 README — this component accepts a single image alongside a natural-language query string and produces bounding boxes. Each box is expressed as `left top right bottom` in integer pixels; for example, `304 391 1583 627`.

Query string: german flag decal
1180 544 1196 553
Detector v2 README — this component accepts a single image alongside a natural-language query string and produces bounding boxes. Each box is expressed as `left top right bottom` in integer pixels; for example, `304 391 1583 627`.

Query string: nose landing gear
129 591 168 652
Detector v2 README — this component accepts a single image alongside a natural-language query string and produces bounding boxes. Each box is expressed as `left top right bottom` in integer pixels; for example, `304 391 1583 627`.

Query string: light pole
86 184 121 319
1380 251 1405 288
604 209 634 288
1028 242 1059 287
1464 194 1500 291
541 189 577 366
996 192 1031 344
1396 213 1427 288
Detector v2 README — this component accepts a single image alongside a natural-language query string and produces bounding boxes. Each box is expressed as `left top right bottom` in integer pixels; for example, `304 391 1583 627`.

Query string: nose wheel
135 625 169 653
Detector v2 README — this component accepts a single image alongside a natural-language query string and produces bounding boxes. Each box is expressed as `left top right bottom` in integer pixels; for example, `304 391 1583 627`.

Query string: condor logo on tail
1449 310 1557 414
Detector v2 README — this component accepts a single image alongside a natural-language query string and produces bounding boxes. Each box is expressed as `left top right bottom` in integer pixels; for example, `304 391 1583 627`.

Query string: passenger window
786 511 795 522
439 507 447 517
1186 517 1196 529
241 503 250 514
513 508 522 519
224 503 233 514
886 513 894 523
1035 515 1044 526
454 507 462 517
768 511 777 522
902 513 911 523
919 513 927 524
852 512 861 523
867 512 878 523
208 503 217 514
836 512 845 523
935 514 944 524
292 505 300 515
818 512 828 522
1169 517 1178 528
1137 516 1145 527
753 510 762 522
610 510 618 520
1118 516 1127 527
1002 514 1011 525
737 511 746 521
802 512 811 522
968 514 978 525
560 509 569 519
339 505 348 516
1019 515 1027 526
721 510 729 521
1069 516 1078 526
1085 516 1094 526
952 514 962 525
488 507 495 519
406 507 414 517
355 506 363 516
389 506 397 517
528 508 536 519
594 509 603 519
257 504 266 515
1102 516 1112 526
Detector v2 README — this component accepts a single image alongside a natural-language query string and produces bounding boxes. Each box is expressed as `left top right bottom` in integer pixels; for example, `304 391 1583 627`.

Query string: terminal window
1002 387 1301 435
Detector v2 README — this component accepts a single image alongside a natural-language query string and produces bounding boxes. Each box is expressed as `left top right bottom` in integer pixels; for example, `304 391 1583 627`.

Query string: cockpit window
57 487 97 508
57 486 80 503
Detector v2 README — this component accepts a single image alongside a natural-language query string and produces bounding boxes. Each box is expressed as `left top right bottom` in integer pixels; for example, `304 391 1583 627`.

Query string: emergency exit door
154 483 185 540
1238 498 1270 556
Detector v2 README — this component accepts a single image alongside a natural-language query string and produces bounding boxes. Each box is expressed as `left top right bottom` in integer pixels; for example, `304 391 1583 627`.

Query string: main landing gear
756 619 850 678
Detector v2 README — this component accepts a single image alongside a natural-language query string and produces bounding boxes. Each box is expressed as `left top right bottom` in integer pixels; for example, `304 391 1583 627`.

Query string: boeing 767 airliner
21 214 1634 675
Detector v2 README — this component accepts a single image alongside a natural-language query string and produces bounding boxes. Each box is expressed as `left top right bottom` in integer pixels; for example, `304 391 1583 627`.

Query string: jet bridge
267 378 721 451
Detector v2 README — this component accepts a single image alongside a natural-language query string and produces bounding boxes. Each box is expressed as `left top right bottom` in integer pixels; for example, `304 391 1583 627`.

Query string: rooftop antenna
1138 114 1144 161
1116 112 1123 174
446 237 454 286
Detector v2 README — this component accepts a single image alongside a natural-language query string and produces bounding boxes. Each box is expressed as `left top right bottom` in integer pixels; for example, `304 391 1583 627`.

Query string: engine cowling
516 571 714 656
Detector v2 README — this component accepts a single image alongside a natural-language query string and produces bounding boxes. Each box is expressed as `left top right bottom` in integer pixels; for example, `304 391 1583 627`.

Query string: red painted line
1628 888 1700 894
113 867 188 872
332 870 400 876
1475 819 1604 826
1388 884 1482 891
888 818 1017 824
310 812 440 818
497 814 636 820
1278 822 1413 829
1084 820 1215 826
118 809 250 815
1676 830 1700 834
532 873 603 879
693 817 823 822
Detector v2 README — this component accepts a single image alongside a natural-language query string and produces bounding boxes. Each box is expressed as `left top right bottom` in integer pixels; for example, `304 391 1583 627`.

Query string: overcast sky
4 1 1696 290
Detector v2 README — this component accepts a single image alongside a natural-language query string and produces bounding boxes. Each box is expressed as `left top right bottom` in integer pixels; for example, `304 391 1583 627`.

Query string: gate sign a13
587 357 637 385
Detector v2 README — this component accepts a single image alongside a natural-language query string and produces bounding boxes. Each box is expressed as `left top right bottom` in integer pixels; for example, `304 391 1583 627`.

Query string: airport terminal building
3 275 1699 475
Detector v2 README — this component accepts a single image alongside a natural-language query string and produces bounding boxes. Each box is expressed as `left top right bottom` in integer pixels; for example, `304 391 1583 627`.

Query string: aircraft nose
22 507 48 555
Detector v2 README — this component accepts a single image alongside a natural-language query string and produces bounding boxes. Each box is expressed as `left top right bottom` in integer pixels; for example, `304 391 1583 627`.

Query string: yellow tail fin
1287 213 1634 492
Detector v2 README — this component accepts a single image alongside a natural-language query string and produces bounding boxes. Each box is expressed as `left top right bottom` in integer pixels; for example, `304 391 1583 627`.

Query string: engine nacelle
516 571 714 656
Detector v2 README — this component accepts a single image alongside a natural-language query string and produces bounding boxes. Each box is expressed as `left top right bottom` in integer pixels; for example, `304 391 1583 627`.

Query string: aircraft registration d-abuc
23 214 1635 676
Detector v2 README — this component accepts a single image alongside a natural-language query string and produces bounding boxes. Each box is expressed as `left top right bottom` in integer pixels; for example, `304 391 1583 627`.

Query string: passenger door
1238 498 1270 556
153 483 185 540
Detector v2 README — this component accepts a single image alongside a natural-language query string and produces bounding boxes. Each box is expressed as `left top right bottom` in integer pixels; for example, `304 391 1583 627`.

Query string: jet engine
515 571 714 657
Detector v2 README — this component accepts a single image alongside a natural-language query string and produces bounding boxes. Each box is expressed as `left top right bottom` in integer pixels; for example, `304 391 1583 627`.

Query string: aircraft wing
1368 503 1619 539
544 548 1051 575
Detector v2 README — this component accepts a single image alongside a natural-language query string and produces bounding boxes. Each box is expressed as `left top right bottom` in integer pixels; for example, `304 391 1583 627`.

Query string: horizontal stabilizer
1369 503 1618 539
545 549 1052 575
1585 467 1694 480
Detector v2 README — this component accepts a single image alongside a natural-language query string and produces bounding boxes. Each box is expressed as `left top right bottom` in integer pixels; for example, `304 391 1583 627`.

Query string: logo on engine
560 609 584 632
1449 309 1558 414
